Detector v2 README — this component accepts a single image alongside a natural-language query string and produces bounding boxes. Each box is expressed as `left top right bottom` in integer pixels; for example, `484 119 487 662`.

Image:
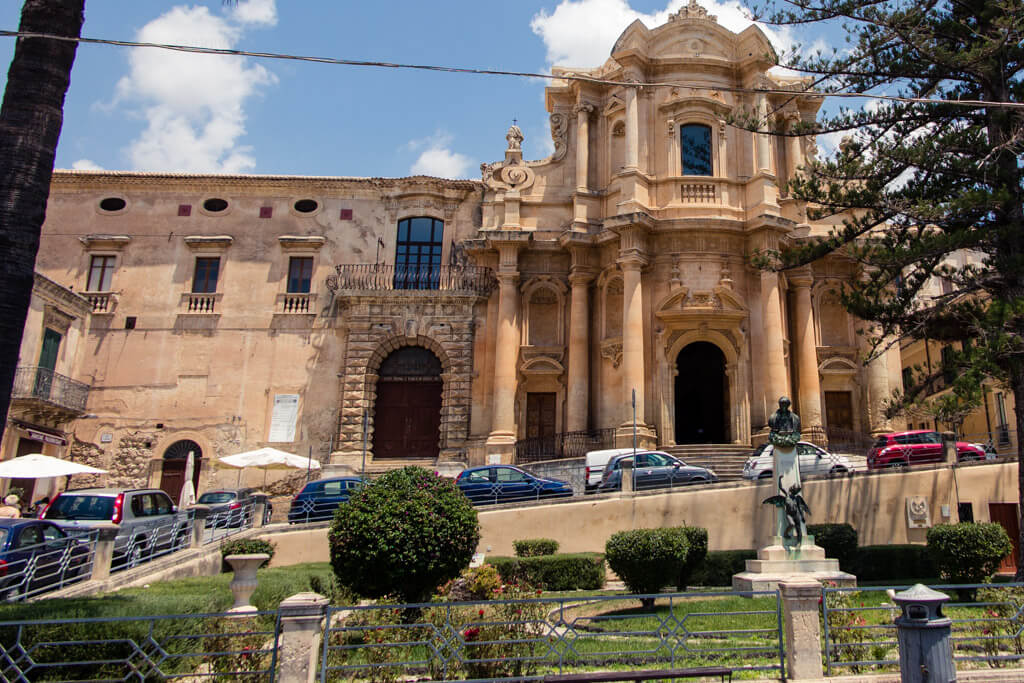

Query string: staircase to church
659 444 753 482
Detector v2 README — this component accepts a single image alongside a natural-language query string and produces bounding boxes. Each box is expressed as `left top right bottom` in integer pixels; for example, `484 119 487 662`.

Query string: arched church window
395 217 443 289
680 123 712 176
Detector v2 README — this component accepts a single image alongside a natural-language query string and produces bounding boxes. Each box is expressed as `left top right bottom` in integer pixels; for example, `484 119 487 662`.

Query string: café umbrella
218 447 321 487
0 453 106 478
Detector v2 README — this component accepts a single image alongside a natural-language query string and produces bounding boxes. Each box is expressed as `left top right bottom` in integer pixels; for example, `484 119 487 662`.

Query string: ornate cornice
33 272 91 319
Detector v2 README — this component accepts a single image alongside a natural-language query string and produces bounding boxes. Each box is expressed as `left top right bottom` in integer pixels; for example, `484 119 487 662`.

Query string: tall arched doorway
159 439 203 502
675 342 728 443
373 347 443 459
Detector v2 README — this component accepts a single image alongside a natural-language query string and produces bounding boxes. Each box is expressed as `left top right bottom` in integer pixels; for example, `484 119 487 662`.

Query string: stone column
620 257 646 425
278 592 329 683
575 102 593 193
761 269 789 409
786 114 803 182
487 247 521 458
780 580 824 680
756 94 772 174
566 269 592 432
789 269 822 429
89 524 119 582
864 328 892 435
190 506 210 548
624 84 640 170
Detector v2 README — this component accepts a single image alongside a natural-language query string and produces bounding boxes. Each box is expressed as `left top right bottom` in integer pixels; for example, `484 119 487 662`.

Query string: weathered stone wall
110 432 156 489
69 437 107 489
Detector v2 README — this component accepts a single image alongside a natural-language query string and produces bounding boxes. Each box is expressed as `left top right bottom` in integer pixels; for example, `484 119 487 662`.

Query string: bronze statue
763 476 811 542
768 396 801 447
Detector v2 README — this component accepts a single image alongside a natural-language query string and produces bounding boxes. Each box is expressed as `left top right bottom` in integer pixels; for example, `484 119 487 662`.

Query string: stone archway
159 439 203 502
372 346 443 459
675 342 729 443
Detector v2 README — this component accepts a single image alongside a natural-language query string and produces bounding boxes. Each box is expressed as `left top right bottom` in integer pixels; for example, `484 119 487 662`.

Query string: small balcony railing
279 292 315 313
180 292 220 314
515 427 617 463
11 365 89 413
84 291 115 313
327 264 497 297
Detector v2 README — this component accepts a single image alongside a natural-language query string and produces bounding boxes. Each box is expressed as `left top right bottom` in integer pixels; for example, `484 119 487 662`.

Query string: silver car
41 488 191 568
741 442 856 480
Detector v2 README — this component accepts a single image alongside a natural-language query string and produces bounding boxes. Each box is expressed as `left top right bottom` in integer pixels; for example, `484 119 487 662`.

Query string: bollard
190 505 211 548
620 459 634 496
941 432 957 465
252 493 269 528
278 592 329 683
893 584 956 683
89 524 120 581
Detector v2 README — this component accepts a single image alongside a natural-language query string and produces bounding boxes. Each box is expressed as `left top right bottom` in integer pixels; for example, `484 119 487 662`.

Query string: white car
741 442 856 480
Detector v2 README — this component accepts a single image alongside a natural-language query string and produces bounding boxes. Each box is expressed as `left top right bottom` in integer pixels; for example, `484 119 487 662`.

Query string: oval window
203 198 229 212
293 199 318 213
99 197 126 212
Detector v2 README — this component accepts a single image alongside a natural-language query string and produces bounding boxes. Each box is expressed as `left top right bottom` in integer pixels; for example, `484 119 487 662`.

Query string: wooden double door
373 379 442 459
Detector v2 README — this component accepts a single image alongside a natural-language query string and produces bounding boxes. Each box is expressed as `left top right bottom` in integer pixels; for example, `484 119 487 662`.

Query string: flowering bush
820 584 876 673
203 616 272 679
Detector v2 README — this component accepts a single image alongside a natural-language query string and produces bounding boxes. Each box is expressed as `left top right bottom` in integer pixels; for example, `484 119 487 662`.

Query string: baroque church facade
22 3 904 493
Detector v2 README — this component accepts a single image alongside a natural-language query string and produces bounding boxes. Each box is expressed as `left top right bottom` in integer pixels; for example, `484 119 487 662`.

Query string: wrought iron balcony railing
327 264 497 297
11 365 90 413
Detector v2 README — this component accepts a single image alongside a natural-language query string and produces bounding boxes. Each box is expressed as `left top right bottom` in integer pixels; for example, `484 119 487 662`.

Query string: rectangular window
191 257 220 293
395 217 443 290
287 257 313 293
680 124 712 176
87 255 115 291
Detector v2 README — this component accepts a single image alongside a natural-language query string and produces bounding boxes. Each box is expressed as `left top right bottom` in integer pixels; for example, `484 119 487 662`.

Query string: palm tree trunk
0 0 84 441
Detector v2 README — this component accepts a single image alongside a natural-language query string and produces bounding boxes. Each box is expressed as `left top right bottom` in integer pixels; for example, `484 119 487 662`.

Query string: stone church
23 3 903 496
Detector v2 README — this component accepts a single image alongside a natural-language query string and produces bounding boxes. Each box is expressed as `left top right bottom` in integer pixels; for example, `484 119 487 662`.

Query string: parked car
0 519 92 601
867 430 987 469
584 447 649 493
196 488 273 527
288 477 367 524
597 451 718 492
41 488 190 568
455 465 573 505
742 442 856 480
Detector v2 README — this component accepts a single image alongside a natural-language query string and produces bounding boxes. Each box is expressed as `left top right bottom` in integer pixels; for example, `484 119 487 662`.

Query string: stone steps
659 444 753 482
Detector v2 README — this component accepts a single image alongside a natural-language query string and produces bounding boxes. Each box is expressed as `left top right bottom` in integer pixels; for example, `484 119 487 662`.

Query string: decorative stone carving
668 0 717 23
719 259 734 289
600 340 623 368
907 496 931 528
506 123 524 151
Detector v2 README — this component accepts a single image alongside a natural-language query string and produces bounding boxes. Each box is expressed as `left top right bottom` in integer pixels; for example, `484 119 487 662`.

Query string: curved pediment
654 285 747 318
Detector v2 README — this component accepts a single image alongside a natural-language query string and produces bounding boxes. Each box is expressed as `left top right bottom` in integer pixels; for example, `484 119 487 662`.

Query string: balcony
83 291 116 314
278 292 316 314
180 292 221 314
327 264 497 297
10 365 90 421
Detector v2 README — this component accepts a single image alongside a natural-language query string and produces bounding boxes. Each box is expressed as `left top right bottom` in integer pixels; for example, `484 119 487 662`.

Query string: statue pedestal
732 535 856 592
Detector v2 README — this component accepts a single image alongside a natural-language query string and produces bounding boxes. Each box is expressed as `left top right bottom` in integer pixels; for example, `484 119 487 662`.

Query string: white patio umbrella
179 451 197 508
218 447 321 487
0 453 106 478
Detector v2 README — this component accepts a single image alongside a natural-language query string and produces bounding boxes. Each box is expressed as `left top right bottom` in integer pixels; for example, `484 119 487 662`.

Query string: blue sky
0 0 829 179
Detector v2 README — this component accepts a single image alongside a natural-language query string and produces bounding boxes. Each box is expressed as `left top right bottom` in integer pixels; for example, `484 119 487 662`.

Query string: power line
2 29 1022 111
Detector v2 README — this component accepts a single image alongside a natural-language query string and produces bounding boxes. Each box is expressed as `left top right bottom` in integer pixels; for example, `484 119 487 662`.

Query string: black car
0 519 92 601
598 451 718 492
196 488 272 527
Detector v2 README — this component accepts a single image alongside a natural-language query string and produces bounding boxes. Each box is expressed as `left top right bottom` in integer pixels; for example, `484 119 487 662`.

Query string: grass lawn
0 562 337 622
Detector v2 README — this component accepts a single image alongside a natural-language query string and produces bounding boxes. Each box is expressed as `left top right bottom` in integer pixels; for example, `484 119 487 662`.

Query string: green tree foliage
753 0 1024 576
329 467 479 603
605 527 691 607
927 522 1012 588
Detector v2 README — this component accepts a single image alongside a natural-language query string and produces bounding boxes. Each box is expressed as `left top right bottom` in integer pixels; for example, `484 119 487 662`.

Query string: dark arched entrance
373 347 443 459
159 439 203 502
675 342 728 443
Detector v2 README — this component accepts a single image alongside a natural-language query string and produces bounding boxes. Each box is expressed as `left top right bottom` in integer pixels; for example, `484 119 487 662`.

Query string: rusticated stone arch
333 294 479 464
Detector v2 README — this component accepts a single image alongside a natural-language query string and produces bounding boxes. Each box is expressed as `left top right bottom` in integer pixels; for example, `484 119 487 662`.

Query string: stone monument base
732 536 857 592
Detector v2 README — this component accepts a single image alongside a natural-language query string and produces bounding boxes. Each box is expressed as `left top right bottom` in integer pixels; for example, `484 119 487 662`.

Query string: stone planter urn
225 553 269 615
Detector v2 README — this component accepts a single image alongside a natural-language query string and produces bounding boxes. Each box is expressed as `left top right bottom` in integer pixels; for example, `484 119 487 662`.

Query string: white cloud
530 0 796 69
111 3 277 173
71 159 104 171
408 132 473 178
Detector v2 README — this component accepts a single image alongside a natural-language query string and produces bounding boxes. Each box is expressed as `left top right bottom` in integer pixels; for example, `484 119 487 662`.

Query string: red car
867 430 986 469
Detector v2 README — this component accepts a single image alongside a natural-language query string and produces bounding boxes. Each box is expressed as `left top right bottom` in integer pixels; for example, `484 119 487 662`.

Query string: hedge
513 538 559 557
489 553 606 591
688 550 757 586
927 522 1012 584
677 527 708 589
807 523 858 571
606 527 690 604
848 545 935 581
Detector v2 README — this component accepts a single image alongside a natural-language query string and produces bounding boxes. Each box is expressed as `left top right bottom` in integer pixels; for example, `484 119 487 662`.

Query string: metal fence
320 590 785 682
111 510 196 572
10 365 89 413
515 428 617 463
822 582 1024 676
0 529 97 602
0 610 280 681
203 501 257 545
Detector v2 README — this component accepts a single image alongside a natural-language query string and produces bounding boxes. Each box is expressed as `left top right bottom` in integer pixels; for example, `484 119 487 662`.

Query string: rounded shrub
220 538 275 572
605 527 689 606
677 527 708 589
807 523 858 571
329 467 480 603
513 538 559 557
927 522 1012 585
